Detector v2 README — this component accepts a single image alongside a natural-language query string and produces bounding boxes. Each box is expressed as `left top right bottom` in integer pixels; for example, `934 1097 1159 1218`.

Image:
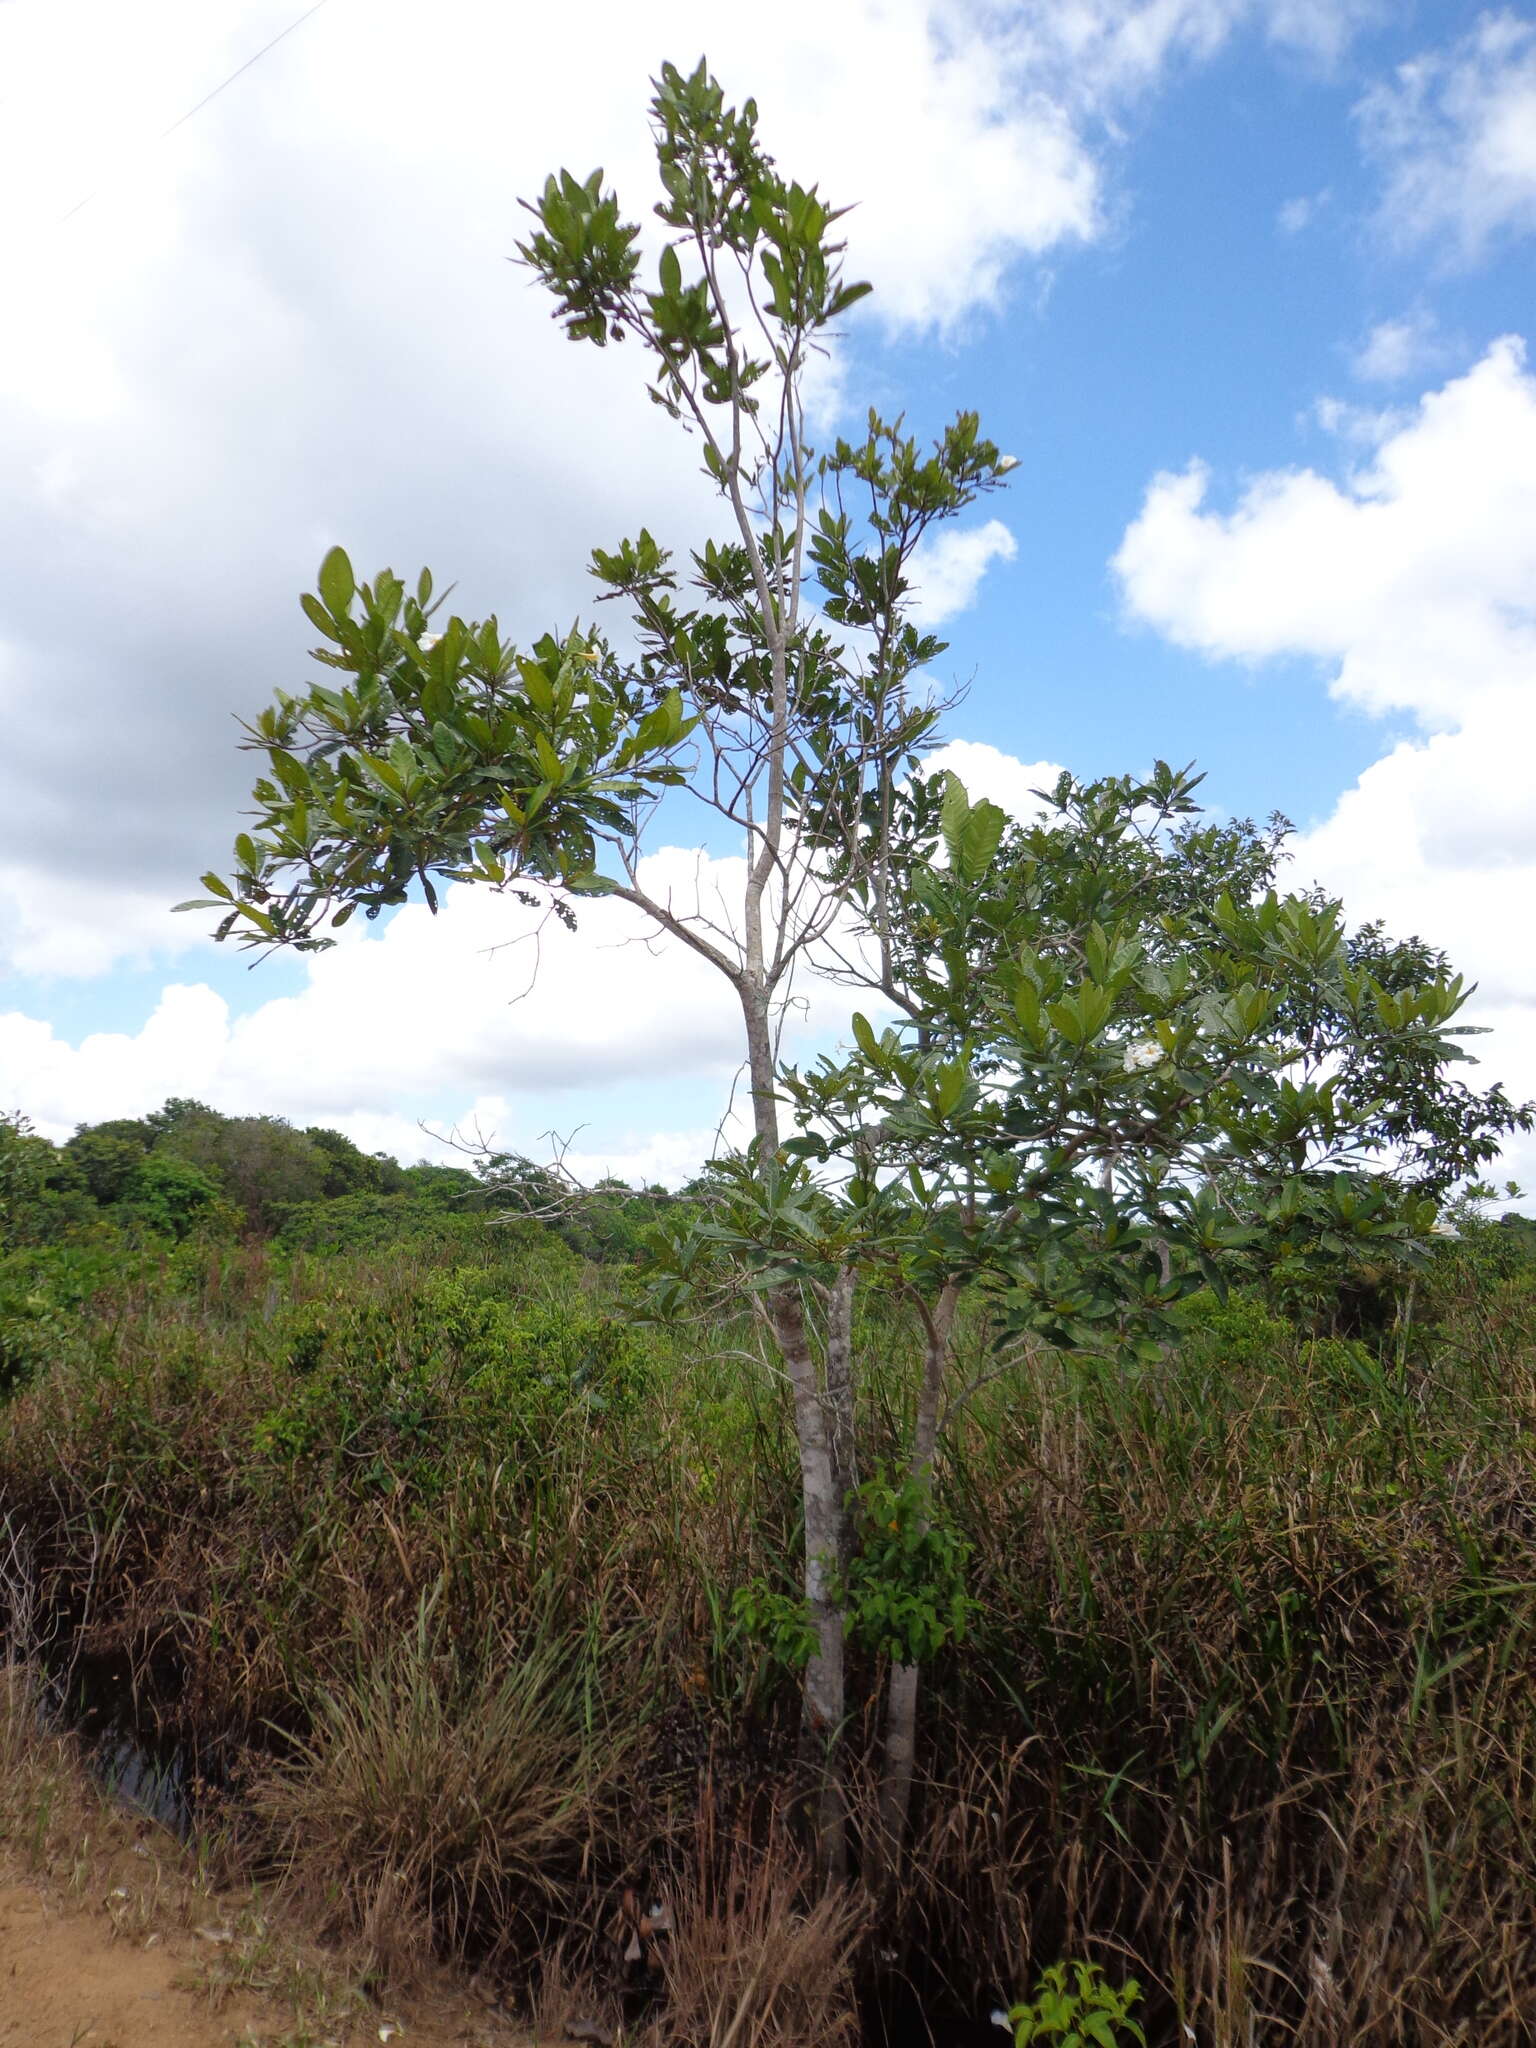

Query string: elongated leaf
317 545 355 619
940 772 969 869
300 591 342 642
959 799 1006 881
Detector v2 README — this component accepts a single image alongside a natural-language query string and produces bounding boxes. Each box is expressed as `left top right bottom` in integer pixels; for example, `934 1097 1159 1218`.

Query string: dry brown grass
641 1816 868 2048
247 1601 636 1981
8 1239 1536 2039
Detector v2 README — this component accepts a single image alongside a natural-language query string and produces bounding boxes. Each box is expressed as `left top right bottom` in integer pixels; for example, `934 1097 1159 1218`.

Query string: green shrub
1008 1963 1144 2047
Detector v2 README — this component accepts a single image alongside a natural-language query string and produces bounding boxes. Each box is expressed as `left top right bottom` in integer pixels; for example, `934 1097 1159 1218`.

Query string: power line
58 0 333 226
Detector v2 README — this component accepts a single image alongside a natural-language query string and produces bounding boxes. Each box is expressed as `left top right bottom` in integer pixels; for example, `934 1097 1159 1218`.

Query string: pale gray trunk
825 1265 858 1514
873 1281 959 1890
740 975 849 1876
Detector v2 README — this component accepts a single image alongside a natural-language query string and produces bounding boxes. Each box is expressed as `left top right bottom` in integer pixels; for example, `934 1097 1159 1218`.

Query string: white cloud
1113 338 1536 724
0 843 865 1167
0 0 1388 981
0 734 1080 1169
0 862 195 981
0 0 1090 981
1350 310 1449 383
909 519 1018 625
1113 336 1536 1182
926 740 1066 821
1357 9 1536 262
1009 0 1377 109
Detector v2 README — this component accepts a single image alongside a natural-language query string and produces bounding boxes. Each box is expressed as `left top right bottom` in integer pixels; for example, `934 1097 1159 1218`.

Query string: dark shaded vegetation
4 1100 1536 2042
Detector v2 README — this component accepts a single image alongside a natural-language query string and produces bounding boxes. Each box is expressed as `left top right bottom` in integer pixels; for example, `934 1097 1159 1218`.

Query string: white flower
1123 1038 1164 1073
418 632 441 651
996 455 1020 473
1430 1219 1462 1240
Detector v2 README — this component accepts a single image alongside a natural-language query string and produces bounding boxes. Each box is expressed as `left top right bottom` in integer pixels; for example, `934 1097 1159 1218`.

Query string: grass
3 1220 1536 2041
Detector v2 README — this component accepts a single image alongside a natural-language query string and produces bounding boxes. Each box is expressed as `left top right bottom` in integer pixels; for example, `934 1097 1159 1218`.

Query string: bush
248 1601 630 1972
117 1152 234 1242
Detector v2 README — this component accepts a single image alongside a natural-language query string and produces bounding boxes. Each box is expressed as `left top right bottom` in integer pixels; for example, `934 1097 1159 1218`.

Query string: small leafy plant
1008 1961 1145 2048
840 1472 975 1666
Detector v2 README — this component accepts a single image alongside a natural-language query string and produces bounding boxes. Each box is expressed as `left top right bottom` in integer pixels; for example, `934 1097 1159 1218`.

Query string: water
83 1722 196 1835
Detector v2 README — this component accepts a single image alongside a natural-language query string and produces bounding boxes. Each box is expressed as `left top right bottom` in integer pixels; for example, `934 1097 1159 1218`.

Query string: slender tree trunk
825 1265 858 1514
873 1281 958 1890
740 976 850 1876
770 1284 847 1830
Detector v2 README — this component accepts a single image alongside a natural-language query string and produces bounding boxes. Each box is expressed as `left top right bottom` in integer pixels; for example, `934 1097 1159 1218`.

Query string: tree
117 1152 229 1242
182 58 1011 1852
158 1111 330 1234
651 763 1531 1874
304 1127 407 1200
1 1114 58 1245
64 1118 155 1205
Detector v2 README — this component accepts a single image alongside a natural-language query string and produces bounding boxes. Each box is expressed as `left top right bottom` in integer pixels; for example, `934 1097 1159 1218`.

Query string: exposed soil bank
0 1866 547 2047
0 1879 263 2048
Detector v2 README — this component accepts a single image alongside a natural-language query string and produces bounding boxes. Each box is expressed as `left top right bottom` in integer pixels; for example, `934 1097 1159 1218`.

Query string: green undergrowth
3 1217 1536 2041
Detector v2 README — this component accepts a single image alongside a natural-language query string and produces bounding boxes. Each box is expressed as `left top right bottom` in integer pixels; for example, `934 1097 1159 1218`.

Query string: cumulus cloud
0 842 871 1168
0 0 1390 986
925 740 1066 821
1113 336 1536 1181
1113 338 1536 724
909 520 1019 625
1357 10 1536 262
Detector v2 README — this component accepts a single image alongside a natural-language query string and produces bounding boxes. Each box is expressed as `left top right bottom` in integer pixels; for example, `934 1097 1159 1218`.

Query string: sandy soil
0 1879 265 2047
0 1871 547 2048
0 1685 552 2048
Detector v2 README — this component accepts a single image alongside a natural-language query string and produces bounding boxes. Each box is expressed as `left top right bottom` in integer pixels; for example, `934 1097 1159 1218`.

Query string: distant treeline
0 1098 681 1262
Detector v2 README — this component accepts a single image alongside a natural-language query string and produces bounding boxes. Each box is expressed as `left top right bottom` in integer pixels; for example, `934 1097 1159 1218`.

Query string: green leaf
317 545 355 619
940 772 969 869
518 658 554 716
958 798 1006 882
533 731 563 782
299 591 342 642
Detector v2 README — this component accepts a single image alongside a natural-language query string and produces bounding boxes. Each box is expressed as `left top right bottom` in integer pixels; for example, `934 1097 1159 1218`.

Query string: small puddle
82 1722 196 1835
15 1638 206 1839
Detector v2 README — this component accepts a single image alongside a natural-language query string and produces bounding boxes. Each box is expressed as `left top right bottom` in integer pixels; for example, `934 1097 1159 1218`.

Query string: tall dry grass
247 1595 637 1978
3 1228 1536 2040
645 1816 868 2048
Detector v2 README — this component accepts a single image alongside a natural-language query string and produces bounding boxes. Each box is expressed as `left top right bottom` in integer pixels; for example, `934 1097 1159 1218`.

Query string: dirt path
0 1879 265 2047
0 1693 550 2048
0 1871 547 2048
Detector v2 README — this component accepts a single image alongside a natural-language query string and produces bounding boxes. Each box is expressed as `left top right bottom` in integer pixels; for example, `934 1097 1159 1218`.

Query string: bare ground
0 1866 545 2047
0 1673 544 2048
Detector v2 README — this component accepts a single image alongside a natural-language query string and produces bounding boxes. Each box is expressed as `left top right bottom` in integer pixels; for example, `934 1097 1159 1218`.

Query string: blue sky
1 0 1534 1190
